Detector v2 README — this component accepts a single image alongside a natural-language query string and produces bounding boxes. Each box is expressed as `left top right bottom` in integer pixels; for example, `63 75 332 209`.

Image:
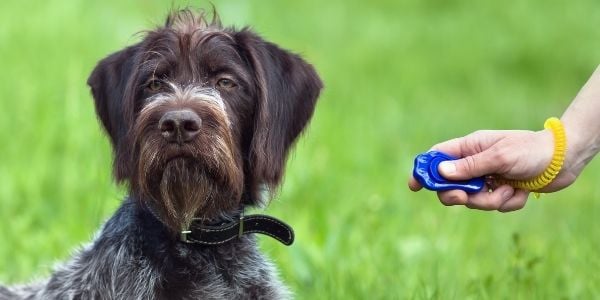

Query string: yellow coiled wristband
496 117 567 193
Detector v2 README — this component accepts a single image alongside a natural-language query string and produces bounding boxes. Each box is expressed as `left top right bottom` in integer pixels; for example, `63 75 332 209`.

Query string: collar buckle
238 210 245 238
180 230 192 243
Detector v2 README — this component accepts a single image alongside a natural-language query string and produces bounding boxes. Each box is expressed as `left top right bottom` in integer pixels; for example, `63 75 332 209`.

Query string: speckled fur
0 200 290 300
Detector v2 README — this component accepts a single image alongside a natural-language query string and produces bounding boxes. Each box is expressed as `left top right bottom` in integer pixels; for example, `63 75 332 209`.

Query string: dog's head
87 10 322 232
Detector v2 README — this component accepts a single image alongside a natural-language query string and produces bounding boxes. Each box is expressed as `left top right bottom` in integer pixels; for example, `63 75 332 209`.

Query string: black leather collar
180 212 295 246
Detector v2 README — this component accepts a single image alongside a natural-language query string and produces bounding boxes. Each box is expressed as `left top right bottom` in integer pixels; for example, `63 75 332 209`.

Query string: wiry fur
131 84 243 232
1 8 321 300
1 201 289 299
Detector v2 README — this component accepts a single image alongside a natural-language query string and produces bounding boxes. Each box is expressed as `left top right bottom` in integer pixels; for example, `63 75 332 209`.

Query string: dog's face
87 11 322 232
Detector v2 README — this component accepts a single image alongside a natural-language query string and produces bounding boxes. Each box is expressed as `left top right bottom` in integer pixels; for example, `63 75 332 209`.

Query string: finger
430 137 465 157
464 185 515 211
408 177 423 192
437 189 468 206
498 189 529 212
438 150 504 181
431 131 508 158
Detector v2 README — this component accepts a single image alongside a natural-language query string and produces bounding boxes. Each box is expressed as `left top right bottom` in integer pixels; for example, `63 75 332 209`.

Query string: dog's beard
154 158 221 231
130 104 244 233
136 146 243 232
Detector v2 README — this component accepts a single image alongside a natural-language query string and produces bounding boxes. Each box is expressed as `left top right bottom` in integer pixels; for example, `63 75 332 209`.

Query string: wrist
559 117 595 179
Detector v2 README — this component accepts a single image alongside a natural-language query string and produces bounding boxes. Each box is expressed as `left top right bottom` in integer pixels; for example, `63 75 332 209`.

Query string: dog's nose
159 110 202 143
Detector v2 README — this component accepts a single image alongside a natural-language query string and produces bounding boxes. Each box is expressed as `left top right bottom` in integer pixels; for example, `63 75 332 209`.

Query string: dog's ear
235 30 323 201
87 45 140 181
87 45 139 146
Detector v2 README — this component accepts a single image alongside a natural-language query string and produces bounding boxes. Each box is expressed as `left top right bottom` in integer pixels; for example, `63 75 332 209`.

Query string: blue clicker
413 151 485 193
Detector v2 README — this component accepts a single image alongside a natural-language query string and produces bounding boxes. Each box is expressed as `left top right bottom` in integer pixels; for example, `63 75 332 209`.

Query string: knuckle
471 130 485 137
513 198 527 210
439 193 458 206
469 193 503 211
483 202 501 211
498 207 512 213
498 201 514 212
492 149 509 166
468 130 491 142
462 156 478 177
489 194 505 210
465 201 478 210
440 198 454 206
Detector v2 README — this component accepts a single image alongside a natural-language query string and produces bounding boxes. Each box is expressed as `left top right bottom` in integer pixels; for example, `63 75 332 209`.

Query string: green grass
1 0 600 299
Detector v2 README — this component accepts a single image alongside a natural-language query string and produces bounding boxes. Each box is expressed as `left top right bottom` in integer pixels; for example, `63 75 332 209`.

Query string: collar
179 211 295 246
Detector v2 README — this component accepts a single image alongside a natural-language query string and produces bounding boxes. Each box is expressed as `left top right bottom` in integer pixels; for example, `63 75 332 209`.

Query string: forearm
560 65 600 175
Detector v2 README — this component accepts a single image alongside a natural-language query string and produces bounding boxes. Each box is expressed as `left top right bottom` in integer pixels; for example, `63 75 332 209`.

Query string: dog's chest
39 203 291 300
153 242 288 299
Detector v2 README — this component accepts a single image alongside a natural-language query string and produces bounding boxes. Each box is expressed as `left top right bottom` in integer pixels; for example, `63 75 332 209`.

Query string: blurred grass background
1 0 600 299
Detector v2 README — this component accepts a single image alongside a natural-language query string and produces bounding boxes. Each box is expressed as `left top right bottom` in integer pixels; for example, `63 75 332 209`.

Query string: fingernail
501 189 514 201
439 161 456 175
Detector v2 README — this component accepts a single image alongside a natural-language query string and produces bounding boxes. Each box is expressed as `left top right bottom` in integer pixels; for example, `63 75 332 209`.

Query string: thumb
438 152 498 180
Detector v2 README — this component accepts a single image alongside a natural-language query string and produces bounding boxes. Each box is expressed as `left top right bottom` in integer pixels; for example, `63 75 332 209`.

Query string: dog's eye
147 80 162 92
217 78 237 89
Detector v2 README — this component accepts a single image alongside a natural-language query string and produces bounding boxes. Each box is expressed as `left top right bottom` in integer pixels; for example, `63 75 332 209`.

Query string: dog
0 8 322 299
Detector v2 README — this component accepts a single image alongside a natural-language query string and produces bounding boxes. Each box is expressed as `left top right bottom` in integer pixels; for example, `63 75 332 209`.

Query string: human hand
408 129 578 212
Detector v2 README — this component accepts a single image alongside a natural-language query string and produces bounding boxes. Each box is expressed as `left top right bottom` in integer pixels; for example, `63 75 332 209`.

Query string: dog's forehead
141 28 244 75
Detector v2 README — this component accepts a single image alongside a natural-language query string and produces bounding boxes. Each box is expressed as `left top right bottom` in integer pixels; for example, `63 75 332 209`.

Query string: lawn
1 0 600 299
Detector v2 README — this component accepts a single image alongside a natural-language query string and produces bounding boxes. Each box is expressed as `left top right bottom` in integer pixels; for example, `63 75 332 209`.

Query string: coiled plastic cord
495 117 567 193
